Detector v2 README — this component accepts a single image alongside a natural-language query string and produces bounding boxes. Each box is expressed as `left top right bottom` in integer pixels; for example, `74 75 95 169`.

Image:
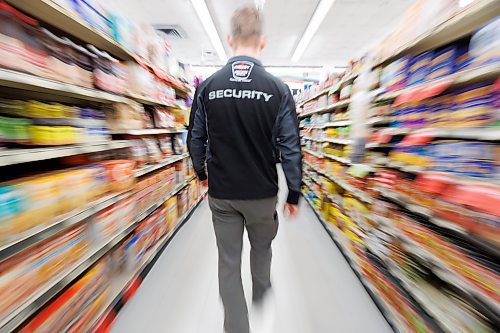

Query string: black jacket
188 56 302 204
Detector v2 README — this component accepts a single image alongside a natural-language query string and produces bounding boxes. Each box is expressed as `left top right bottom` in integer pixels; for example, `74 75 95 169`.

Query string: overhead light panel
291 0 336 63
255 0 266 11
190 0 227 62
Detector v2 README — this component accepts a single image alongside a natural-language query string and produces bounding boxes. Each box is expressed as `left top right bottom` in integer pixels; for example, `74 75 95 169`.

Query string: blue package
409 51 434 73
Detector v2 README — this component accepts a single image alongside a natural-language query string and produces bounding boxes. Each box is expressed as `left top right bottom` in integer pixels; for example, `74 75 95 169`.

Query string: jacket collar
227 55 262 67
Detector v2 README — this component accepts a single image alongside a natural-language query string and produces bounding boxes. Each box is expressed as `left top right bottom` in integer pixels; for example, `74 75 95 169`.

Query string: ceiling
105 0 415 67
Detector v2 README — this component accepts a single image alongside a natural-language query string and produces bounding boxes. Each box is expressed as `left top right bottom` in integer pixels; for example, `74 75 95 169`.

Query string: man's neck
233 47 261 60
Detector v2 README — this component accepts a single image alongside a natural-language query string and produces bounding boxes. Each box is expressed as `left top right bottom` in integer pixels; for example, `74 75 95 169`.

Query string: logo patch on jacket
231 61 254 82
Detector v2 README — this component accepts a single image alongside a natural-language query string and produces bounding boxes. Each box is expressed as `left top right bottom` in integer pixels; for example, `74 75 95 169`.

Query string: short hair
230 5 263 46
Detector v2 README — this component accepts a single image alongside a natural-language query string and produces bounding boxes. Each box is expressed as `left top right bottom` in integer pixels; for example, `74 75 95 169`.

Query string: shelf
381 189 500 258
374 0 500 66
323 153 351 165
303 149 323 158
386 161 500 187
0 141 132 167
88 192 206 331
296 87 330 107
302 137 322 143
0 181 191 332
314 168 373 204
111 128 187 135
400 234 500 316
0 68 130 104
134 154 189 177
5 0 134 61
385 161 425 173
297 73 358 107
298 99 351 119
303 136 352 145
323 120 352 128
0 191 131 262
128 93 179 108
376 63 500 102
302 195 404 333
323 138 353 145
366 142 393 149
367 116 393 126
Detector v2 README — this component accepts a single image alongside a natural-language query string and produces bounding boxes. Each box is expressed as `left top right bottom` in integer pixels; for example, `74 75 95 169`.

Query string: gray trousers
208 196 279 333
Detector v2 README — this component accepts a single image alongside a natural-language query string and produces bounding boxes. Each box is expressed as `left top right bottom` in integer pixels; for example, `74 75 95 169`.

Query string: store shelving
88 191 206 332
376 62 500 102
323 138 353 145
127 93 179 108
298 99 351 119
5 0 134 61
0 140 132 167
110 128 188 135
299 3 500 329
4 0 190 95
303 149 323 158
0 68 130 104
0 191 131 262
380 189 500 258
399 233 499 316
0 68 183 108
134 154 189 177
303 137 353 145
297 72 358 108
301 195 405 333
0 180 193 332
323 153 351 165
374 0 500 66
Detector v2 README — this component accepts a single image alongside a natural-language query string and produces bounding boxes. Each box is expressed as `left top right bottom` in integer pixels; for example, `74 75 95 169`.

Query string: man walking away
188 5 302 333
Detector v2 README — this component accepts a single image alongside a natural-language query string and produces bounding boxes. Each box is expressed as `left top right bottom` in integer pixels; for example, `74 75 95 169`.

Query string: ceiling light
255 0 266 11
291 0 336 63
190 0 227 62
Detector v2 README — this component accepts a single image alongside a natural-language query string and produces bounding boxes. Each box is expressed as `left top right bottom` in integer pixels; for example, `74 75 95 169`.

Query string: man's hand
201 179 208 188
284 203 299 218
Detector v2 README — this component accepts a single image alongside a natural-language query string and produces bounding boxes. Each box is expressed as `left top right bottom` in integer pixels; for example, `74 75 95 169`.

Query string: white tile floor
111 173 393 333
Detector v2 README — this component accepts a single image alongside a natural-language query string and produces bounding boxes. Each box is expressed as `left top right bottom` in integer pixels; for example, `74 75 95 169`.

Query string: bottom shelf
90 191 207 332
302 194 405 333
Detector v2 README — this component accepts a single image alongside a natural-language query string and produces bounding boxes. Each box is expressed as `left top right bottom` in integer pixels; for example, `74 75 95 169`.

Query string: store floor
111 171 392 333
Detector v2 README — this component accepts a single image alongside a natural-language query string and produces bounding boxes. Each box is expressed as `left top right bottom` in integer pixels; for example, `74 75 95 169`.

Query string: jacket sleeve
188 90 208 181
276 87 302 204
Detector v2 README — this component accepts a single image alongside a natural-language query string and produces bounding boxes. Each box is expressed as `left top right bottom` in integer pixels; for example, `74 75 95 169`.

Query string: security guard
188 5 302 333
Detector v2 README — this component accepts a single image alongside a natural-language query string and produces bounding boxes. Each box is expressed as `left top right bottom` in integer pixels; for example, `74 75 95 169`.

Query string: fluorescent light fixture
291 0 336 63
190 0 227 62
255 0 266 11
459 0 474 7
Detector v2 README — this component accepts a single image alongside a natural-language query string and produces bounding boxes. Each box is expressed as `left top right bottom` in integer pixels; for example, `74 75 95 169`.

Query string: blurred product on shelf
298 2 500 331
133 166 176 213
0 99 110 145
16 178 203 333
0 224 88 322
19 260 109 333
0 0 192 98
0 159 135 245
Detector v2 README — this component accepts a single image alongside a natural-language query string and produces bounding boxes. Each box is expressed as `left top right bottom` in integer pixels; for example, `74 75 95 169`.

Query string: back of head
230 5 263 48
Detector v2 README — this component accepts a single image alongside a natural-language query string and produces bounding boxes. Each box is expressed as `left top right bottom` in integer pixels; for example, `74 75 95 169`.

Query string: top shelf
5 0 191 95
297 74 358 107
374 0 500 67
6 0 134 61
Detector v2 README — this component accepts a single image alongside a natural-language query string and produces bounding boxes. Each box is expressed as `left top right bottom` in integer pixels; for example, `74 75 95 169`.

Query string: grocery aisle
111 171 392 333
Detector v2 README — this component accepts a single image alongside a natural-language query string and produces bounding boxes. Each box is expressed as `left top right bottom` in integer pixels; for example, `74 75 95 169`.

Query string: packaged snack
143 138 162 164
469 17 500 67
0 225 88 321
99 160 135 192
0 1 48 77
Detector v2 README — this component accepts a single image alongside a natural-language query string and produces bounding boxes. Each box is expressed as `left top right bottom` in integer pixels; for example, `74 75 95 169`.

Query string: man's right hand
284 203 299 218
201 179 208 188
